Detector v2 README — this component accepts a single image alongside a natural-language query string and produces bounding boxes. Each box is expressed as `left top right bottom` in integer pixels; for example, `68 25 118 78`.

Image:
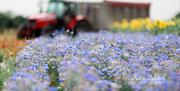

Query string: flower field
2 31 179 91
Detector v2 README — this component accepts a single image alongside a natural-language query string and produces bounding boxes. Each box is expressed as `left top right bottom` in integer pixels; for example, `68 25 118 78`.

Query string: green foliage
175 12 180 19
48 61 60 87
163 18 180 36
0 12 26 31
119 83 134 91
0 52 3 63
156 12 180 36
13 16 26 28
0 12 13 30
120 55 129 61
0 52 15 91
47 57 64 91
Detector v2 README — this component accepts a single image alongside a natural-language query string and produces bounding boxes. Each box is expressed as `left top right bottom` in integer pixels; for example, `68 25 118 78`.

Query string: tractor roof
49 0 103 3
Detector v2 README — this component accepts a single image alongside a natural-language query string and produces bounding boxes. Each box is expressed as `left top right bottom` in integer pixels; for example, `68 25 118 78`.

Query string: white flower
0 63 7 69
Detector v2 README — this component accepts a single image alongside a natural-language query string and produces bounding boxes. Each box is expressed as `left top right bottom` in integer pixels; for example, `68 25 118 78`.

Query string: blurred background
0 0 180 19
0 0 180 29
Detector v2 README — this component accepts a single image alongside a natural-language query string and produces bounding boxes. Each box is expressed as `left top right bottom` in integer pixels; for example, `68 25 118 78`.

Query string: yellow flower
158 20 168 29
144 18 154 30
111 18 176 32
146 22 154 31
129 19 143 31
120 19 129 29
167 21 176 26
112 21 121 29
152 20 159 27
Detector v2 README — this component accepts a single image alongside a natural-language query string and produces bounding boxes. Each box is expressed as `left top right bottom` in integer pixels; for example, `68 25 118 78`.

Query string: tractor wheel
41 25 55 37
71 20 93 37
75 20 93 32
32 30 41 38
17 23 26 39
17 23 32 39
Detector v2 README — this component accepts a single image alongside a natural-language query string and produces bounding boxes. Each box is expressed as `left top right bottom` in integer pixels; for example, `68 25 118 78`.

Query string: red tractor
17 0 93 39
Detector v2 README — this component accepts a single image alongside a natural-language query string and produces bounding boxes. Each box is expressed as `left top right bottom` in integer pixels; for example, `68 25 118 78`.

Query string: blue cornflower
83 73 98 82
176 48 180 54
90 57 98 63
48 87 58 91
96 69 104 76
158 53 169 61
162 80 169 91
96 80 112 89
43 64 49 70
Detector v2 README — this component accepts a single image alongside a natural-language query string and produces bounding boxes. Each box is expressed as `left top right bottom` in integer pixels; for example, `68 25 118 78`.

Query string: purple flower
83 73 98 82
176 48 180 54
48 87 58 91
96 80 112 90
158 53 169 61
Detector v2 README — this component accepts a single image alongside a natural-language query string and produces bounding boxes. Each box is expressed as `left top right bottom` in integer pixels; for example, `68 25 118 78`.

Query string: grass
0 30 26 90
0 51 15 91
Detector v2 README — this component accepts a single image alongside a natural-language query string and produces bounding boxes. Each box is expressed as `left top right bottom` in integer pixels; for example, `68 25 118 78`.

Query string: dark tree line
0 12 26 31
175 12 180 18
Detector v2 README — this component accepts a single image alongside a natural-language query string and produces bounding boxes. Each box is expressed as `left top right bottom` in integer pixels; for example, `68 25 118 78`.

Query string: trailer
67 0 151 29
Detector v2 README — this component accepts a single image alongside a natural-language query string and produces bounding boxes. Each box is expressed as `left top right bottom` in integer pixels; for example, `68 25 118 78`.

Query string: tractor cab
47 0 77 18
